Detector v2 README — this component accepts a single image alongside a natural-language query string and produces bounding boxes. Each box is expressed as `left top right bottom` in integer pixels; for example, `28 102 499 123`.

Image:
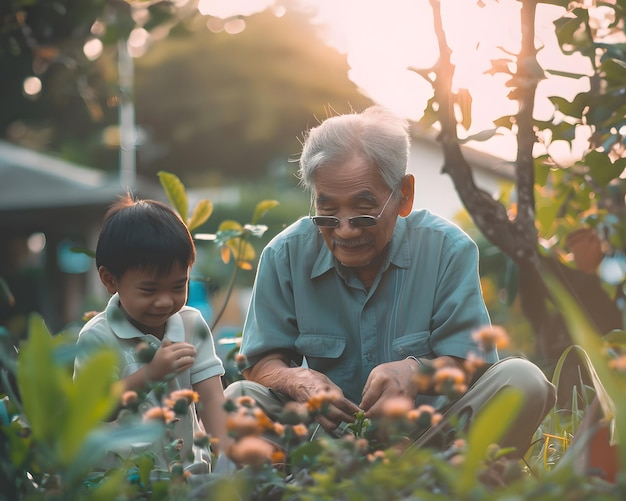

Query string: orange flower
408 404 443 426
271 449 286 465
121 390 138 406
306 390 339 412
235 353 248 371
463 352 486 377
472 325 510 351
273 422 285 437
433 367 467 395
381 396 414 419
253 407 276 432
236 395 256 408
291 423 309 438
227 411 261 437
367 450 388 463
82 310 100 322
165 389 199 408
228 436 275 468
143 406 176 424
609 355 626 372
170 389 199 403
413 372 433 393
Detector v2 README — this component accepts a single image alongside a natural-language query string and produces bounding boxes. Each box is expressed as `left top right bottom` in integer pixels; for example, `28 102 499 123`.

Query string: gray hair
297 106 410 194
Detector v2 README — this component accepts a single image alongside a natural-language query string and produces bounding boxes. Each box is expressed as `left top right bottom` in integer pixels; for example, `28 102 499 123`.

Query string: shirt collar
105 293 185 342
310 216 411 280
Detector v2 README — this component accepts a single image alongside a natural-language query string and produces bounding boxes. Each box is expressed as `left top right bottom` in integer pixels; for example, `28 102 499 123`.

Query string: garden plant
1 173 626 500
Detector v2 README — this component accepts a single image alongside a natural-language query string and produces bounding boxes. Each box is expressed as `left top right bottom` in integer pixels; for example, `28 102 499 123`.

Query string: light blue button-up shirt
241 210 497 404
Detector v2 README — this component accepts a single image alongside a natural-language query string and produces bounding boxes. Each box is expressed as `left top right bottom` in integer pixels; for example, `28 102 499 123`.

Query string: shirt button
398 347 406 356
366 352 374 362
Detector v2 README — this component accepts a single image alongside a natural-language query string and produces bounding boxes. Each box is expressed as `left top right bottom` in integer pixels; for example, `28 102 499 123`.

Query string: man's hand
360 359 418 418
246 353 360 432
287 367 361 431
147 339 197 381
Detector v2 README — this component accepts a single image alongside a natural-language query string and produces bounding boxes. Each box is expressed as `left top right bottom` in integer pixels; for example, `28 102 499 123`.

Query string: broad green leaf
226 238 256 266
252 199 279 225
17 315 67 448
60 350 121 464
543 272 626 465
157 171 188 223
552 345 613 426
218 220 243 233
188 199 214 232
65 420 164 483
456 388 523 494
603 330 626 350
584 150 626 187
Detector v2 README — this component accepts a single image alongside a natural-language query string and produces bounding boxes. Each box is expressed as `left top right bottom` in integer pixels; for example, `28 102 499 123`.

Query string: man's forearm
243 352 295 396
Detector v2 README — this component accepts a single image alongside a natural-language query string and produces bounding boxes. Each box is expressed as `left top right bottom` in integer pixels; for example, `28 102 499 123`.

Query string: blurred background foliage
0 1 373 184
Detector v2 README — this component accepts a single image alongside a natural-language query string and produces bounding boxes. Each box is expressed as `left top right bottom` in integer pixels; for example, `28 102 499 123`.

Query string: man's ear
98 267 118 295
398 174 415 217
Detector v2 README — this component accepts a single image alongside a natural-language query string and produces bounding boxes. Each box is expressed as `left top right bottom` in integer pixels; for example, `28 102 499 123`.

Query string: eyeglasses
309 191 395 228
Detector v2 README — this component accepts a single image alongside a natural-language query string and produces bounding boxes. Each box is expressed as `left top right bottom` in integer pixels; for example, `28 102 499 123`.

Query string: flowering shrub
2 175 626 499
3 302 626 499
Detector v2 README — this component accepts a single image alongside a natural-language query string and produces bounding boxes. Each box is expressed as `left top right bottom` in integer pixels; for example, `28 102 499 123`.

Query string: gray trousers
225 357 556 458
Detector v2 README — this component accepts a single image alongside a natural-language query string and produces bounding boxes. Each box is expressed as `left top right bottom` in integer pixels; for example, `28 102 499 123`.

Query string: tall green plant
157 170 279 329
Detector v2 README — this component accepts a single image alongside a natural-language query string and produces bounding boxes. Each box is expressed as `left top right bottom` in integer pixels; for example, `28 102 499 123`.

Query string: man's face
312 154 401 274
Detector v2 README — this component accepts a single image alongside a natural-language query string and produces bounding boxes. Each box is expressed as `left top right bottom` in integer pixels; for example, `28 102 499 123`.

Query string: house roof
0 140 162 212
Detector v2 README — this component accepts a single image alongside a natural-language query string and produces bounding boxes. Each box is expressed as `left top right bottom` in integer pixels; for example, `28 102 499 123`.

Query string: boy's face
99 262 190 337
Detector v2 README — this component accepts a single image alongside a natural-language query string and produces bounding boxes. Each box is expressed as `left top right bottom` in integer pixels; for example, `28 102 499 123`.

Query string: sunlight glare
198 0 273 18
23 76 42 97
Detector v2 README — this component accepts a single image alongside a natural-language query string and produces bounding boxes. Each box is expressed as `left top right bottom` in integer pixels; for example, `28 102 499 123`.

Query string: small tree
418 0 626 386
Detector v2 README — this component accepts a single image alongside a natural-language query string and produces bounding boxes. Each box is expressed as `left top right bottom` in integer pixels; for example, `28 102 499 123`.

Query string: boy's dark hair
96 194 196 277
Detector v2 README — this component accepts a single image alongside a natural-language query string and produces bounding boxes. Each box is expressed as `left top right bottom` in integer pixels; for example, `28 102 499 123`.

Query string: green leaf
252 200 280 225
543 272 625 461
65 420 165 483
60 349 121 464
188 199 214 232
456 388 523 494
157 171 188 223
17 315 67 449
584 150 626 187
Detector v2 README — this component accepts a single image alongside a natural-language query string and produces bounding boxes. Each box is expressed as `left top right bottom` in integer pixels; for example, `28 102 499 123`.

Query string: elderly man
226 106 555 456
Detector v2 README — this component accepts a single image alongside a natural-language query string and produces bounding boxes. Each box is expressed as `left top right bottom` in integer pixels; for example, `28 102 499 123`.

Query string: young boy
73 195 231 474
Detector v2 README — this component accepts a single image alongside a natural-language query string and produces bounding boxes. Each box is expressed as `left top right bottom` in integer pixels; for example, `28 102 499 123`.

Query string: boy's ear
398 174 415 217
98 267 118 294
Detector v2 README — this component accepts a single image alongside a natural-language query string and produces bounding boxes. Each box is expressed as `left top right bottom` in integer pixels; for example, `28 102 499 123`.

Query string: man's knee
495 357 556 412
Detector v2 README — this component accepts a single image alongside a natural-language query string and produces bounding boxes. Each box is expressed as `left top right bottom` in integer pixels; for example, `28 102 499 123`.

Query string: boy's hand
147 339 197 381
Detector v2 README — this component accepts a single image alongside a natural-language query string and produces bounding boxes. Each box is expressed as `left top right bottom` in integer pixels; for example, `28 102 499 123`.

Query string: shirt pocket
295 333 346 359
391 331 432 361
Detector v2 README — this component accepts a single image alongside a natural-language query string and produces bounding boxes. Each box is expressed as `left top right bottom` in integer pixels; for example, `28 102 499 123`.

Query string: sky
197 0 593 162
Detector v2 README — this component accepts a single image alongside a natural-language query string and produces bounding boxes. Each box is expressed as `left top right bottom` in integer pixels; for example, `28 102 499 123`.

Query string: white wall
407 137 511 222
